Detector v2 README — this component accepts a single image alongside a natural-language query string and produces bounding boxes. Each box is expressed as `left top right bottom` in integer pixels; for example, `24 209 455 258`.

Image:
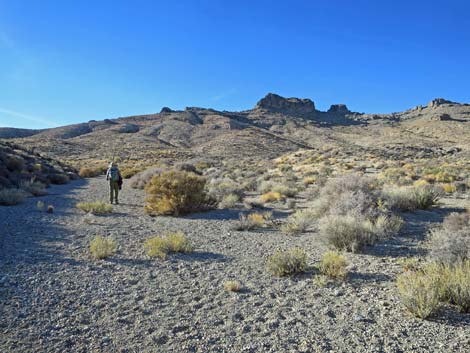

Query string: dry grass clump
281 209 315 235
267 248 307 277
441 183 456 193
397 261 470 318
218 193 240 209
260 191 282 203
144 171 214 216
429 212 470 265
76 201 112 215
144 232 193 259
318 251 348 280
79 167 103 178
0 188 26 206
234 211 272 231
120 167 144 179
396 266 441 319
224 280 241 292
90 236 116 260
383 185 441 212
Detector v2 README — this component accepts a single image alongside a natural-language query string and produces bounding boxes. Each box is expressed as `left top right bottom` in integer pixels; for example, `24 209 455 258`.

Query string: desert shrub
144 232 193 259
257 180 274 194
441 183 456 193
271 183 298 198
310 174 379 220
396 267 441 319
120 167 143 179
20 179 47 196
47 173 69 185
260 191 282 203
218 193 240 209
165 232 193 253
303 176 316 186
90 236 116 260
318 215 378 253
234 212 271 231
383 185 441 212
76 201 112 215
6 156 25 171
144 171 213 216
447 261 470 313
267 248 308 277
0 188 26 206
318 250 348 280
280 209 315 235
79 167 103 178
208 178 244 201
129 167 163 189
373 214 404 238
429 212 470 265
224 280 241 292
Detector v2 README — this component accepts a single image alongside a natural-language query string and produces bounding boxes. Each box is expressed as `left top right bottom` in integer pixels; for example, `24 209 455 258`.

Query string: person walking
106 162 122 204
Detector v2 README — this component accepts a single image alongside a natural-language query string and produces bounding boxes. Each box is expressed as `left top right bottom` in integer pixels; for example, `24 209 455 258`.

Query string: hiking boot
115 201 119 205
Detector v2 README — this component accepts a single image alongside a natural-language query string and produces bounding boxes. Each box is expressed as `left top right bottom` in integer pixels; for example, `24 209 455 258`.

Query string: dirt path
1 177 470 352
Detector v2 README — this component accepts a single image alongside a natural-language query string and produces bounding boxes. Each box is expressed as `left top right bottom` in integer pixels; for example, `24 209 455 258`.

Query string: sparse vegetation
218 193 240 209
234 211 272 231
383 185 441 211
20 179 47 196
260 191 282 203
90 236 116 260
0 188 26 206
396 266 441 319
267 248 307 277
280 209 314 235
76 201 113 215
429 212 470 265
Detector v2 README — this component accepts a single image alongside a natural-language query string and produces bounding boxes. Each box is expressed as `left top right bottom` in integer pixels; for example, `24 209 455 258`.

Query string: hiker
106 162 122 204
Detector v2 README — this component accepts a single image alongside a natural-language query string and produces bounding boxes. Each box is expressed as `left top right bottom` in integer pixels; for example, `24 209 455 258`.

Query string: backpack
109 167 119 182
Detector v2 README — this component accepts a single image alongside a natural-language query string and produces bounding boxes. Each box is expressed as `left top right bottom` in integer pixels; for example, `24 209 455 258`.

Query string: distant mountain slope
2 93 469 166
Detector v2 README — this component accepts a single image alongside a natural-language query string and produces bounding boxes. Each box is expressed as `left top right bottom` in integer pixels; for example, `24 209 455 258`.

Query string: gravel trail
1 177 469 352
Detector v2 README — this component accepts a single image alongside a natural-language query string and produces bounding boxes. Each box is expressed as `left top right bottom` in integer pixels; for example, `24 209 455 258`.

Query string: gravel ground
1 177 470 353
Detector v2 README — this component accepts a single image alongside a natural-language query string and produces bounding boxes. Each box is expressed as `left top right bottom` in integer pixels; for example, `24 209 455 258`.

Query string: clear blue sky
1 0 469 129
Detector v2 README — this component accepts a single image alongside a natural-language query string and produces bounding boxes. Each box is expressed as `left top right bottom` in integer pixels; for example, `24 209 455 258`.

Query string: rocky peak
328 104 351 114
255 93 316 115
427 98 456 108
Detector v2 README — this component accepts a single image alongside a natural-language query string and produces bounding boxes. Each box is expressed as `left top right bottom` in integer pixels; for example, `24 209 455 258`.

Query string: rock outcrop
255 93 316 115
328 104 351 114
427 98 456 108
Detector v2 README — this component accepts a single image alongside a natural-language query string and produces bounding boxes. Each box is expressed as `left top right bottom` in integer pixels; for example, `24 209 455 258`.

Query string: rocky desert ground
1 94 470 352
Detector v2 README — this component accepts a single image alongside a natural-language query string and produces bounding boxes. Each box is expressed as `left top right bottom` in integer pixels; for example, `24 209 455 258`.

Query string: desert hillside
1 94 470 353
